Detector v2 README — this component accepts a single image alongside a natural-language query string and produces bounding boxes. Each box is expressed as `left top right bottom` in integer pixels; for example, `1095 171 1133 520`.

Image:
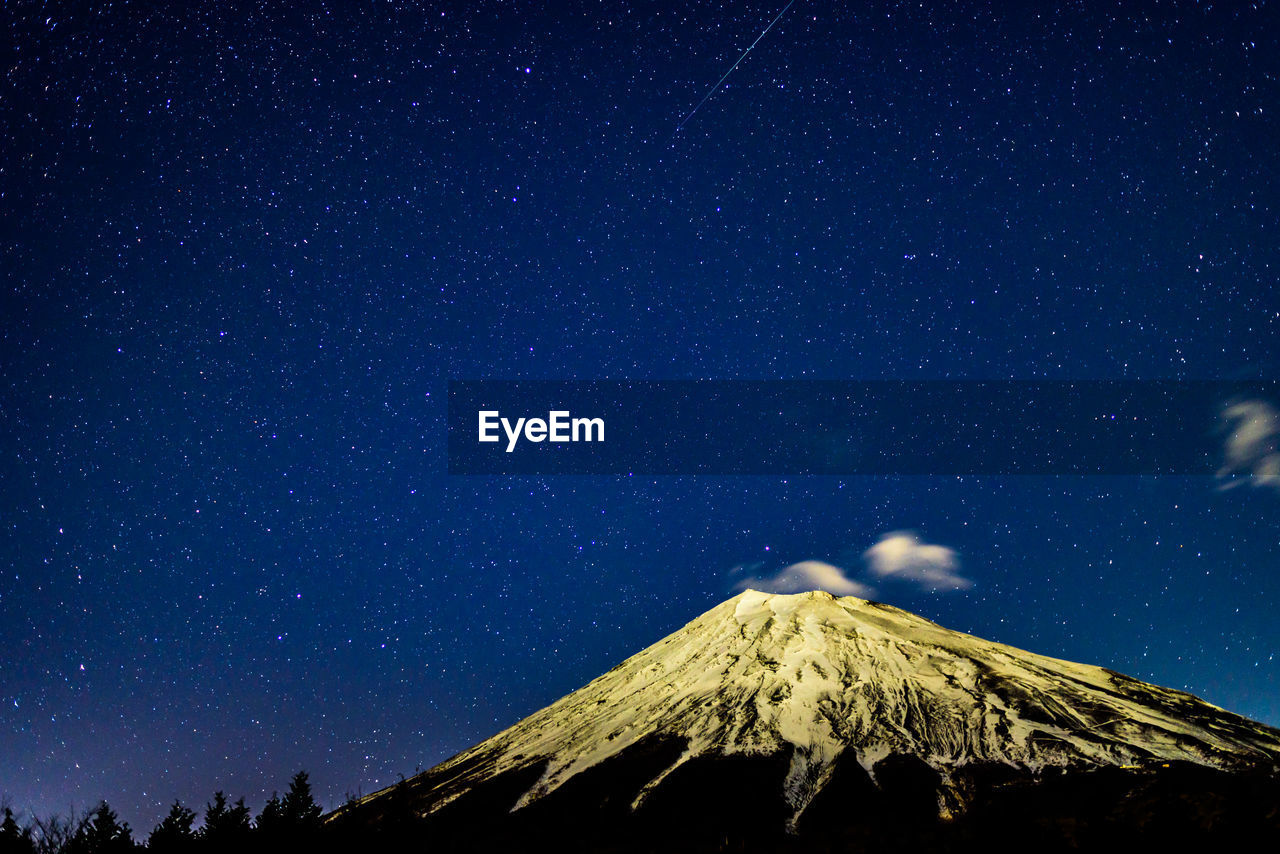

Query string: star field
2 0 1279 833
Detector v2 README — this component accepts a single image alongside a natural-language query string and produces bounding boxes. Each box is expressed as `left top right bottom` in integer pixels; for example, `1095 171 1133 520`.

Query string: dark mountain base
800 755 1280 853
325 739 1280 853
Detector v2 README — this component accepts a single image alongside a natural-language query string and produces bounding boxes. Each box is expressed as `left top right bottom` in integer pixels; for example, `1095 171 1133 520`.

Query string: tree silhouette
28 811 76 854
67 802 133 854
0 807 35 854
254 771 322 847
147 801 196 853
279 772 322 831
249 773 322 850
252 794 283 838
199 793 250 849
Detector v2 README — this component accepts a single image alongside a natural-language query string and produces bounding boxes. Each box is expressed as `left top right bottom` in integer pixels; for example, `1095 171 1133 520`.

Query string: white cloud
1219 399 1280 491
862 531 970 591
734 560 875 598
730 533 969 599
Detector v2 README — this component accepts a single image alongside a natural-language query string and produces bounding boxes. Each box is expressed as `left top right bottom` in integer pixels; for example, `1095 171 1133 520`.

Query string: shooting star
675 0 798 135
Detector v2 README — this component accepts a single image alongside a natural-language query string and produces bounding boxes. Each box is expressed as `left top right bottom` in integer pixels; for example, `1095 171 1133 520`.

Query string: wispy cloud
1218 399 1280 491
730 533 969 598
862 531 970 591
733 560 875 598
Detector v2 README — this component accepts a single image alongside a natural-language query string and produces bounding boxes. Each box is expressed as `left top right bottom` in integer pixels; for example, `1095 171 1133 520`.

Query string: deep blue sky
3 0 1279 833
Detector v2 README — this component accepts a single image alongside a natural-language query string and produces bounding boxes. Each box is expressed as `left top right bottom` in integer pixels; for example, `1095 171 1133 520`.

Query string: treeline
1 771 331 854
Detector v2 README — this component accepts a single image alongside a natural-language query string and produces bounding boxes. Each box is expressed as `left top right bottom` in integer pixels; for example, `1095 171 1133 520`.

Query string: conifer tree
253 793 283 838
67 802 133 854
0 808 35 854
200 793 250 848
148 801 196 853
279 772 322 831
225 798 252 840
201 793 228 835
254 771 323 846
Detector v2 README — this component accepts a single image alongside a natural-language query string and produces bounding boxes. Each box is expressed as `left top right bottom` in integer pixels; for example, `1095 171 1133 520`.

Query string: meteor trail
675 0 797 135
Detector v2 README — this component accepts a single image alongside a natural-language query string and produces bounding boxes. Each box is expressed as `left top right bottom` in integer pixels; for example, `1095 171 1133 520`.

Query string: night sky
4 0 1280 833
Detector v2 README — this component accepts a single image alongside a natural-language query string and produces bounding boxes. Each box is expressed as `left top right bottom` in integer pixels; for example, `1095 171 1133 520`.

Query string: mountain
328 590 1280 852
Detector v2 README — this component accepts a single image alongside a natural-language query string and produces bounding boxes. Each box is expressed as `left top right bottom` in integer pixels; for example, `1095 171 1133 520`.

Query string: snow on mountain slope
355 590 1280 827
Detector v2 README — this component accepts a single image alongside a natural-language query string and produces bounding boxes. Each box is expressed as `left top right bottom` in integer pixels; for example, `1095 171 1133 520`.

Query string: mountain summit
332 590 1280 850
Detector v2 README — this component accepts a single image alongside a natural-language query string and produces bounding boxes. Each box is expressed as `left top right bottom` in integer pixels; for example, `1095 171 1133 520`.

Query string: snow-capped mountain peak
345 590 1280 830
